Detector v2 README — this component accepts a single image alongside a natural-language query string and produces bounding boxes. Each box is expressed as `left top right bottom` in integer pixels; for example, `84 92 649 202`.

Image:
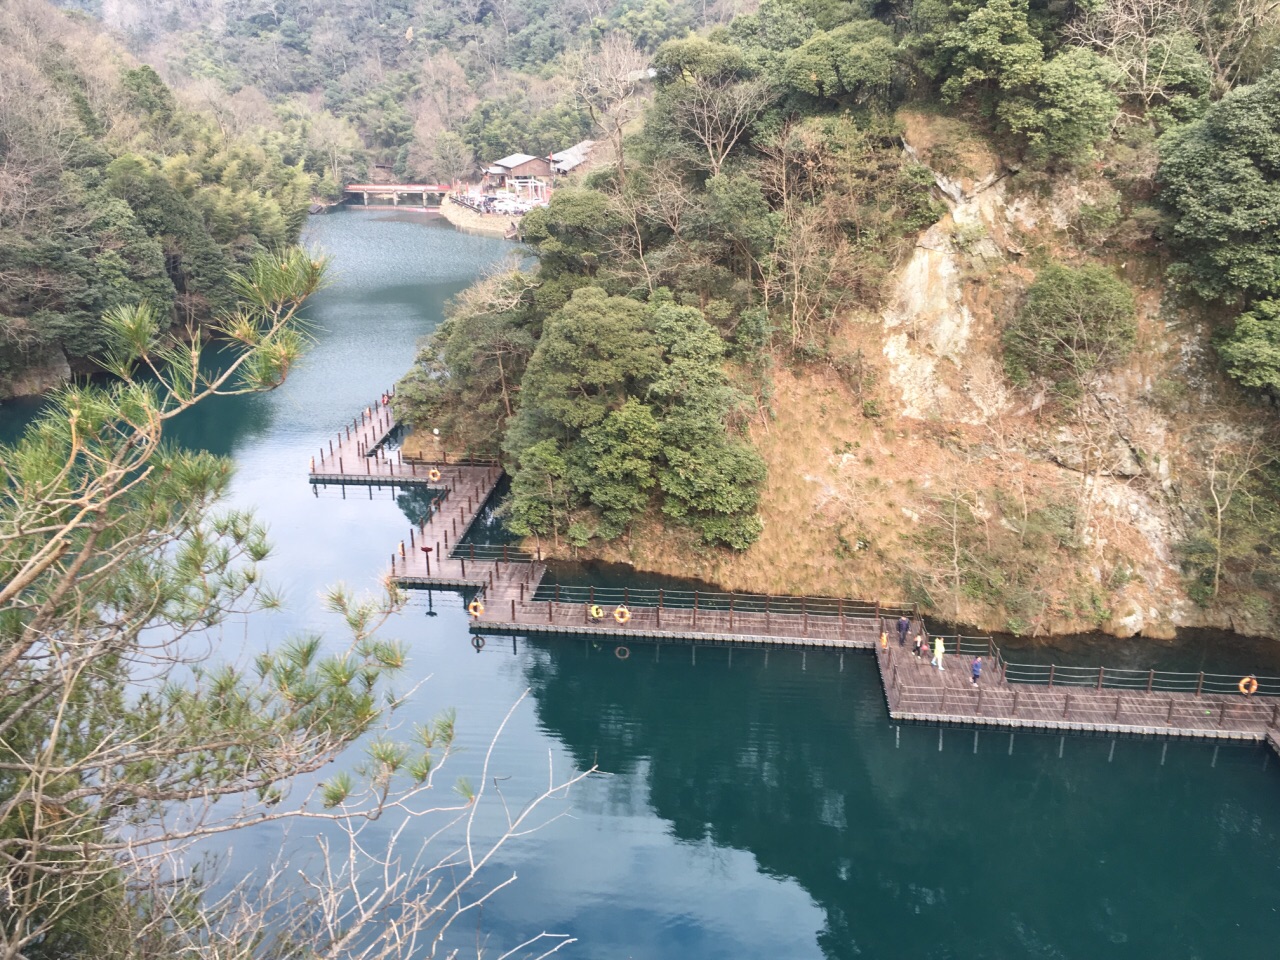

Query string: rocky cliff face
3 349 70 399
869 112 1271 639
579 111 1276 641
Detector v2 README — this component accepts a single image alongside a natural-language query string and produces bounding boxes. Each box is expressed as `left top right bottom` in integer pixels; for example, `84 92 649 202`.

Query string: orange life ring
1239 676 1259 696
614 605 631 624
467 599 484 618
428 468 442 481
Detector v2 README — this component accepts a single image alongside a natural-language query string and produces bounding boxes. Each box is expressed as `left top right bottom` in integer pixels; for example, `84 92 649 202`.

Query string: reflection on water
512 635 1280 958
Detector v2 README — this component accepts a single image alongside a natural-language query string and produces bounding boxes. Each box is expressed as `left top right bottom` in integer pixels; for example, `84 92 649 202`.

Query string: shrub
1217 299 1280 394
1003 263 1137 396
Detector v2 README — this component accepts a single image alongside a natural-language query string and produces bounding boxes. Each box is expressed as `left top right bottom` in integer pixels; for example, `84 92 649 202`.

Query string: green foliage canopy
1003 263 1138 396
1217 300 1280 393
1158 69 1280 303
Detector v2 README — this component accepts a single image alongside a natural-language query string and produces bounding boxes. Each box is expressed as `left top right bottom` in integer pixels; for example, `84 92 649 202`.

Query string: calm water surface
4 209 1280 958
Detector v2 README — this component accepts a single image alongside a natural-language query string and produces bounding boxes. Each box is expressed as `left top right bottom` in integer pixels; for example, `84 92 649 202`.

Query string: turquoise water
4 208 1280 957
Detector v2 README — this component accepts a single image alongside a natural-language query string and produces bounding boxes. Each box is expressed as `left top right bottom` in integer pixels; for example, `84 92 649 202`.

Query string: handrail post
1146 669 1154 693
1196 672 1205 698
693 591 699 629
1097 666 1104 690
1218 701 1227 728
1166 697 1175 725
511 599 516 621
1048 664 1055 688
1063 692 1071 719
729 597 735 630
547 599 553 623
1011 689 1019 717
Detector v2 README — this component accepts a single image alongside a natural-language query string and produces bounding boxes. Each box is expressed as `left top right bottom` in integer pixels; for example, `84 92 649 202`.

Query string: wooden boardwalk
876 644 1279 742
309 397 1280 748
474 604 882 648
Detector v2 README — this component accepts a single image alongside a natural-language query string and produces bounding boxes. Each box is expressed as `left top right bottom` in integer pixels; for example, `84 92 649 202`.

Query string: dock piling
313 401 1280 747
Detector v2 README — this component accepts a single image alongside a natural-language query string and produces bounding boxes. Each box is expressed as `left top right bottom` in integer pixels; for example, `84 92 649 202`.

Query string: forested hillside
8 0 1280 638
54 0 717 186
391 0 1280 639
0 0 315 395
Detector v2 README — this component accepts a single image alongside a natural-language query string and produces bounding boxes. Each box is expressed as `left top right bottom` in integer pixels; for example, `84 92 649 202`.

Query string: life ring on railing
467 599 484 618
589 604 604 622
616 645 630 660
428 468 442 481
1239 675 1259 696
471 635 485 650
614 605 631 625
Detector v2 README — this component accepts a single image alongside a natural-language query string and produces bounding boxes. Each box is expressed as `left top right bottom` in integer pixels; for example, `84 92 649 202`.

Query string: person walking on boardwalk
932 636 945 670
971 657 982 687
897 615 910 647
913 634 925 661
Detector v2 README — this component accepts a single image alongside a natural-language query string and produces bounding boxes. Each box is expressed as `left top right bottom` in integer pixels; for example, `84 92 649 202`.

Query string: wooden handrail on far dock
310 397 1280 746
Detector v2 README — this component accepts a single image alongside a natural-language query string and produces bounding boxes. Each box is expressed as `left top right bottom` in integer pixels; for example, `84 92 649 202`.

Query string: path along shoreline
309 400 1280 750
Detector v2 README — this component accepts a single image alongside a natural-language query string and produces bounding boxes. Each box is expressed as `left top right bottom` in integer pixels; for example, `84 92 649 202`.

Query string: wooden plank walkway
474 604 882 648
309 398 407 483
876 644 1280 742
308 397 1280 748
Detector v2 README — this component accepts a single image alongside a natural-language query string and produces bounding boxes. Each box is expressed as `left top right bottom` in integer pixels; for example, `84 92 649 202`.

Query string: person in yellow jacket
931 636 945 671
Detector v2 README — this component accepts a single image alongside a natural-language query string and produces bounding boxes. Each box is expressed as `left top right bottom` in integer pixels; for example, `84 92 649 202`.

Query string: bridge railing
524 582 917 621
402 452 501 467
898 633 1280 700
1000 662 1280 697
889 679 1280 728
450 542 534 563
492 597 885 642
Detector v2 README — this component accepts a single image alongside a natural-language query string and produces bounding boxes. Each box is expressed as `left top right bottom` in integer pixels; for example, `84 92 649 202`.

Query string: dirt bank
437 199 519 239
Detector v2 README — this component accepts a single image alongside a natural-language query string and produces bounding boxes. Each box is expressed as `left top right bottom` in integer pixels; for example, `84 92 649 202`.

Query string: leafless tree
1199 434 1276 597
664 74 773 177
1068 0 1280 97
568 35 650 187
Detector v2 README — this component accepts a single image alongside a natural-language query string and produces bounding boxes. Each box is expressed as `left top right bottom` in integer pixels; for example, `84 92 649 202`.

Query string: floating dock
311 398 1280 746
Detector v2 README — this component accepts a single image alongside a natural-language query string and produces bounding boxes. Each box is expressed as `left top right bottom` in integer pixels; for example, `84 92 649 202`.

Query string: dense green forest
389 0 1280 590
0 1 319 393
55 0 710 185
